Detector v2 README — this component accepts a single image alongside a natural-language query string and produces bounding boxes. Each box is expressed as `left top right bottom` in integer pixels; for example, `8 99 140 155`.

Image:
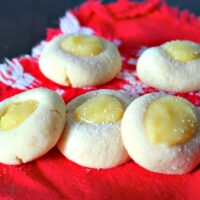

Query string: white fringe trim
60 12 94 35
117 70 148 97
0 59 41 90
31 41 47 58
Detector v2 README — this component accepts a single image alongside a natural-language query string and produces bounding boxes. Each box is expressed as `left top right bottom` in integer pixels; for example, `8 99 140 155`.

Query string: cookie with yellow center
0 88 66 165
137 40 200 92
121 93 200 174
57 89 132 169
39 34 122 87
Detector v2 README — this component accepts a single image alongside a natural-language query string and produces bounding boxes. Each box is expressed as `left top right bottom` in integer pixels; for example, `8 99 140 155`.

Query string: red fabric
1 1 200 199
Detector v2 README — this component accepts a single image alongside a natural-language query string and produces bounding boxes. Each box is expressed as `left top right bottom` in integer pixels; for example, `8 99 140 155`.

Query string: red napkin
1 0 200 199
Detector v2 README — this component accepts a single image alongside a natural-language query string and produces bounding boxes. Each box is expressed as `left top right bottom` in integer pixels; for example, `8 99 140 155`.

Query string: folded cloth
1 0 200 199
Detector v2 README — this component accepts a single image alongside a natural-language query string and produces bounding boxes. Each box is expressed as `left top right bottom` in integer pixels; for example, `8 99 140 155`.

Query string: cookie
0 88 66 165
39 34 122 87
121 93 200 174
57 89 132 169
137 40 200 92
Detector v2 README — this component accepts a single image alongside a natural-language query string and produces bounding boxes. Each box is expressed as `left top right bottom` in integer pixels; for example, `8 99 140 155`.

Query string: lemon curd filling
60 35 104 56
162 40 200 62
144 96 197 147
73 95 124 123
0 100 38 131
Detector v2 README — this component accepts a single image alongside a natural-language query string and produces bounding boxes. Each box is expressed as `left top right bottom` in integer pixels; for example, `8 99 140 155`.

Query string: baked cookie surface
57 89 132 169
39 34 122 87
121 93 200 174
0 88 66 165
137 40 200 92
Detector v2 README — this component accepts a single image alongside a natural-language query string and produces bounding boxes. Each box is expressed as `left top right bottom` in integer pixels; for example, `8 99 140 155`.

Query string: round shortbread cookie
0 88 66 165
137 40 200 92
39 34 122 87
57 89 132 169
121 93 200 174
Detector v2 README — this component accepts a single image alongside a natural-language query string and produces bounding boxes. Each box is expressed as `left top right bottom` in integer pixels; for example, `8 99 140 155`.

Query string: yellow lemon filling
144 96 197 147
162 40 200 62
0 100 38 131
73 95 124 123
60 35 104 56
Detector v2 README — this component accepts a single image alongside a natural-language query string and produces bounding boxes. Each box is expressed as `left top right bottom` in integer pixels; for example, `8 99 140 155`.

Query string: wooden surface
0 0 199 61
